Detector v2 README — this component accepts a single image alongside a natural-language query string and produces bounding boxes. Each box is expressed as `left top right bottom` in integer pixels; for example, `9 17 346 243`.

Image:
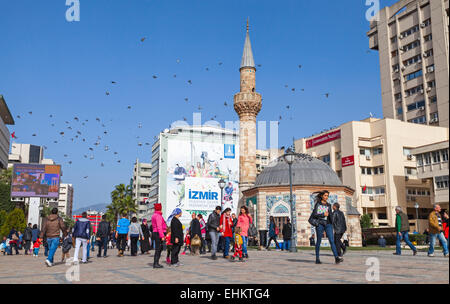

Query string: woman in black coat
140 219 151 254
168 208 184 266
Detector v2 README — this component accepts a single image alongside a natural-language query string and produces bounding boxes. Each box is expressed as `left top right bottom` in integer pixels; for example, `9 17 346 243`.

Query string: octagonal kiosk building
242 153 362 247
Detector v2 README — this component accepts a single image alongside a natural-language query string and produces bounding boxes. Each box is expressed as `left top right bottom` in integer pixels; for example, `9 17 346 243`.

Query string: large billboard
11 164 61 198
165 139 239 225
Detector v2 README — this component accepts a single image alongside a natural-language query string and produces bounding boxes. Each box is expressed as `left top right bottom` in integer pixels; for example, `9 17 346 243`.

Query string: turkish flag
362 185 367 193
11 132 16 139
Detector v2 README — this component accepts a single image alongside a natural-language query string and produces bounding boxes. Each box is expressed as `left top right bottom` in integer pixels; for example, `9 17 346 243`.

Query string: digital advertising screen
11 164 61 198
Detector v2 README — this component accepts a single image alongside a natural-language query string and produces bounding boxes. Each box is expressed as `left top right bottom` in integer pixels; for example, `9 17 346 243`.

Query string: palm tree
106 199 121 229
121 195 137 219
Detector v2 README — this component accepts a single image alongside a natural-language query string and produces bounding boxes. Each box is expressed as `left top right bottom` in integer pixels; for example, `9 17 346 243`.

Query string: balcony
360 194 387 208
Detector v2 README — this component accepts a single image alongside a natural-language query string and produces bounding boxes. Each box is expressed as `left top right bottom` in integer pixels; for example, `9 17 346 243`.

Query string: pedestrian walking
39 208 68 267
230 227 244 262
61 232 73 263
198 214 207 254
282 218 292 251
231 213 238 252
393 206 417 256
266 216 280 251
236 206 252 258
207 206 222 260
96 214 110 258
151 203 167 268
181 229 191 255
168 208 184 267
309 190 343 264
331 203 347 257
23 223 33 255
220 208 233 259
32 238 41 257
140 219 151 254
189 214 201 256
128 217 143 256
443 211 449 244
116 213 130 257
31 224 40 243
427 204 449 257
165 227 172 265
72 212 92 264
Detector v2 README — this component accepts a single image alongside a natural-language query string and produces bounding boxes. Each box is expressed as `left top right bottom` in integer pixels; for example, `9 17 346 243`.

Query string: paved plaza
0 248 448 284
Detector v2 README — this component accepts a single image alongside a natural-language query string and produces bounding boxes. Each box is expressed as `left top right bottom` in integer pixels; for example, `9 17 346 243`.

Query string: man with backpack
23 223 33 255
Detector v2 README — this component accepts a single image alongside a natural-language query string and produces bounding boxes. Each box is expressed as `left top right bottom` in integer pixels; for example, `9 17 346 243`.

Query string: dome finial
246 17 249 33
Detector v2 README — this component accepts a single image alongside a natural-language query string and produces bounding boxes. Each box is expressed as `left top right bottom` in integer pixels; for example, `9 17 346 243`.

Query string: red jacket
220 213 233 238
443 221 449 239
165 233 172 246
184 234 190 245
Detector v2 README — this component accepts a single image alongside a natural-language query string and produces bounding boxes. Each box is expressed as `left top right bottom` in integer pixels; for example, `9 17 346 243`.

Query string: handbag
191 235 201 247
308 214 320 227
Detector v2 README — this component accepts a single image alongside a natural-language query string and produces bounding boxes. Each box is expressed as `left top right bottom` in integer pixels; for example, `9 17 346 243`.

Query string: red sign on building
342 155 355 167
72 214 102 234
306 130 341 149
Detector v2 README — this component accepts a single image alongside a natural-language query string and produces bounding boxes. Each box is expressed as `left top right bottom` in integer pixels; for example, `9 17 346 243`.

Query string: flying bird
187 80 192 85
152 75 158 79
224 102 228 107
140 37 146 42
106 92 110 96
324 93 330 98
16 115 21 119
298 65 302 69
184 98 189 102
111 81 117 84
127 106 132 109
28 111 32 115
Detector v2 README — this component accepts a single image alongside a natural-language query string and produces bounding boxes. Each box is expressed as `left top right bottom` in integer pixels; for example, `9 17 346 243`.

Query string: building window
404 85 423 97
429 96 437 103
430 112 439 123
391 36 397 43
427 80 435 88
321 154 330 166
373 147 383 155
441 149 449 162
403 40 420 52
408 115 426 124
392 64 400 73
416 154 423 166
403 148 412 156
424 153 431 165
432 151 441 163
396 107 403 115
405 69 423 82
391 50 398 58
360 148 371 156
394 93 402 101
435 176 449 189
400 25 420 38
424 34 432 42
404 54 422 67
424 49 433 57
407 100 425 112
404 167 417 176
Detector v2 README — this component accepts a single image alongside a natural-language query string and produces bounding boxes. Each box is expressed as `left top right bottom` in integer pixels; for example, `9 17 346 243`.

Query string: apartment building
367 0 449 127
256 148 282 175
0 95 15 169
412 140 449 210
294 117 448 229
132 159 152 222
8 143 44 165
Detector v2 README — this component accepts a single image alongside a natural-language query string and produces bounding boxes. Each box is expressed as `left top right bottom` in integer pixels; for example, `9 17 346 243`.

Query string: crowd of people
1 191 449 268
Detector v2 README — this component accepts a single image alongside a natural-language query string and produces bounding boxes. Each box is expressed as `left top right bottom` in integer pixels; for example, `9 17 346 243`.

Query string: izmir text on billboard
11 164 61 198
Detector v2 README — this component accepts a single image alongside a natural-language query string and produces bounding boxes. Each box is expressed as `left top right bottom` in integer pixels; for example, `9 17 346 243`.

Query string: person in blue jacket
116 213 131 257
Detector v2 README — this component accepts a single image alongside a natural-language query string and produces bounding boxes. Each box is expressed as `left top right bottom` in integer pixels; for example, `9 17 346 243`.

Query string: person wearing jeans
236 206 253 258
282 218 292 251
427 204 449 257
393 206 417 256
39 208 68 267
72 212 92 263
220 208 233 258
310 190 343 264
207 206 222 260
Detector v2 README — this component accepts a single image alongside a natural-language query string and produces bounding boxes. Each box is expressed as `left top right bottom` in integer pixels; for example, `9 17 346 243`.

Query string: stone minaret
234 20 262 201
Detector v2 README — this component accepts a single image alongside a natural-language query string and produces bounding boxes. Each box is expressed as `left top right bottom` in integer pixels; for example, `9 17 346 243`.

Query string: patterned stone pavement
0 248 448 284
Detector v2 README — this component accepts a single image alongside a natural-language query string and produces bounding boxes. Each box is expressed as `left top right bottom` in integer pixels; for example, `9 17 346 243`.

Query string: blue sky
0 0 399 209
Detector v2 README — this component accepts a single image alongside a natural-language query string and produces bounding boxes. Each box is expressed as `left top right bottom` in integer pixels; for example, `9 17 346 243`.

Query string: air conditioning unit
417 59 422 63
366 155 371 160
369 196 374 201
423 52 428 58
407 154 413 160
394 68 400 73
401 66 406 71
419 89 424 94
420 23 426 28
400 34 404 39
426 87 432 92
418 106 425 111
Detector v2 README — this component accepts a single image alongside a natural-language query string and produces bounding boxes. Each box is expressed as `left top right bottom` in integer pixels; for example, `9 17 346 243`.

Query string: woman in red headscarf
151 203 167 268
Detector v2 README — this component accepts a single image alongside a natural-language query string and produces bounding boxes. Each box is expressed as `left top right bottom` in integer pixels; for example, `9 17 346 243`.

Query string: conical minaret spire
240 18 255 70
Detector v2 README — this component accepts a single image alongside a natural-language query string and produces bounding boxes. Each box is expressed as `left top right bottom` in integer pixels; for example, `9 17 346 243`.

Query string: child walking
181 230 191 255
165 227 172 265
231 227 244 262
61 232 73 263
33 238 42 257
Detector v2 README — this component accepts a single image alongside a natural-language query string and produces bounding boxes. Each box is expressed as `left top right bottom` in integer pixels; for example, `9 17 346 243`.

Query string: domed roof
255 153 343 187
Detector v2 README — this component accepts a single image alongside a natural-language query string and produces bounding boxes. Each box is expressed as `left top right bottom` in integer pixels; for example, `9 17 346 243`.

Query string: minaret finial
246 17 249 33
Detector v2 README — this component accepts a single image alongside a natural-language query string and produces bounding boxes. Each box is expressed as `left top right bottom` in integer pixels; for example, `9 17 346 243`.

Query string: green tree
60 212 75 230
360 213 373 229
0 167 12 184
109 183 136 220
0 210 7 230
0 208 26 238
0 183 13 213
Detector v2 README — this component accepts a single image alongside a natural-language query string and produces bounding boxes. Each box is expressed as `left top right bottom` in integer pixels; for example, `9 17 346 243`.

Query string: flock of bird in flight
10 36 337 179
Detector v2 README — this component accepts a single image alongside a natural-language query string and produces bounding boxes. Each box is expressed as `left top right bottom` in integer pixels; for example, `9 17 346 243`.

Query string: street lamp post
414 202 420 233
218 179 226 209
283 150 297 252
